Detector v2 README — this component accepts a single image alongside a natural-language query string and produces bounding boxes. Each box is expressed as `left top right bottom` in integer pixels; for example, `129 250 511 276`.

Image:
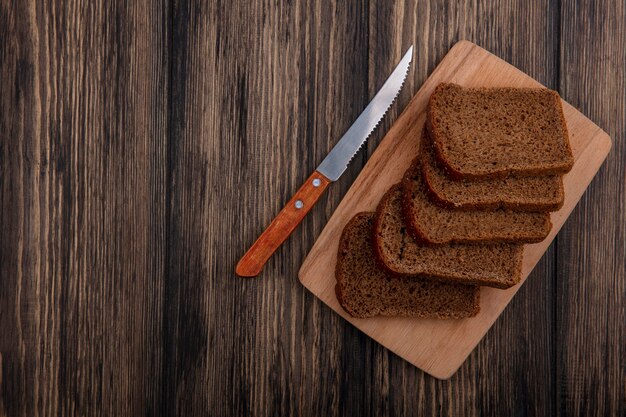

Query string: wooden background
0 0 624 416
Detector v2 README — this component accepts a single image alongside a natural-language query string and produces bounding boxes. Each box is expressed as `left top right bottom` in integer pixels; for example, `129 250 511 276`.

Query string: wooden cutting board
298 41 612 379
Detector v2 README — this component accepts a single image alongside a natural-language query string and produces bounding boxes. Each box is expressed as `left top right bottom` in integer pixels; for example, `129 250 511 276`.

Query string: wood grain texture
164 1 372 416
0 0 168 416
236 171 331 277
0 353 3 416
299 40 611 379
0 0 624 416
557 1 626 415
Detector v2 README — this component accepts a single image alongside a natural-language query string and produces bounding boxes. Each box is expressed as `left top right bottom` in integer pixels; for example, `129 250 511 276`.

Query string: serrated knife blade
236 46 413 277
317 46 413 180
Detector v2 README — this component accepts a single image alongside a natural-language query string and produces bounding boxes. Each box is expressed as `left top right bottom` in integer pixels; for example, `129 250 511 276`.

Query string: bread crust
372 187 407 277
420 128 565 211
372 184 523 289
427 84 574 180
335 213 371 317
336 213 480 318
401 156 553 245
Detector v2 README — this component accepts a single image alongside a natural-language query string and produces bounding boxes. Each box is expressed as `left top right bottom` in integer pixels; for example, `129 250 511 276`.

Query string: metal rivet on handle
295 200 304 209
312 178 321 187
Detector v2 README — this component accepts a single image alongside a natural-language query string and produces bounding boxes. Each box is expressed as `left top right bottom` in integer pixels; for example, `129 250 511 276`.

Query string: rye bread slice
373 184 523 288
403 157 552 244
427 83 574 180
336 212 480 318
420 128 565 211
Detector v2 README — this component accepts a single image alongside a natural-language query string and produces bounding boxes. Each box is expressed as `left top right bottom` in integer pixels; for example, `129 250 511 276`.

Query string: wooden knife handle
236 171 331 277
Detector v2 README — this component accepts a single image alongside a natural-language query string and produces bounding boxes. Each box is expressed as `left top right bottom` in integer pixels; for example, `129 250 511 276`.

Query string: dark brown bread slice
374 184 523 288
427 83 574 180
420 128 565 211
403 157 552 244
335 212 480 318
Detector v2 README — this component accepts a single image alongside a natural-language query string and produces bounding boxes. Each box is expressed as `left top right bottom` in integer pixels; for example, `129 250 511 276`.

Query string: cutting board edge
297 40 614 380
298 130 611 380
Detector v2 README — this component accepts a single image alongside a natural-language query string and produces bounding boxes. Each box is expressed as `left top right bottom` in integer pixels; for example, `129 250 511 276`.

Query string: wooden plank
1 0 622 415
557 1 626 416
164 1 371 415
0 353 4 416
0 1 168 415
299 41 611 380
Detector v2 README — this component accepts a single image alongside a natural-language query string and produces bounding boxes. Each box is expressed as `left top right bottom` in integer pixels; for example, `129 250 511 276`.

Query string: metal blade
316 46 413 181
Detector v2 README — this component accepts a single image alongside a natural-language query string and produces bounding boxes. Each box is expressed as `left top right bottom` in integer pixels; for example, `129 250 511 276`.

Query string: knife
236 46 413 277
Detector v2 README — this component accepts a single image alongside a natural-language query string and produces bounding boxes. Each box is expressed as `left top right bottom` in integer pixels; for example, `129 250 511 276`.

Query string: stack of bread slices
336 83 574 319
